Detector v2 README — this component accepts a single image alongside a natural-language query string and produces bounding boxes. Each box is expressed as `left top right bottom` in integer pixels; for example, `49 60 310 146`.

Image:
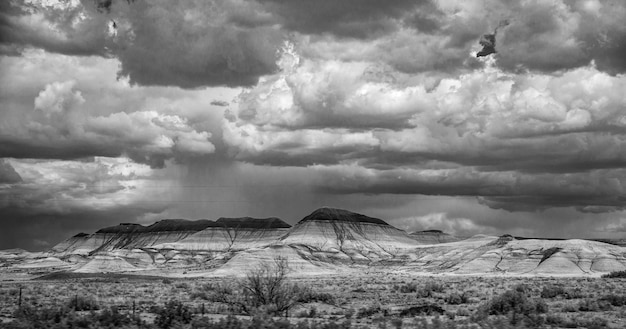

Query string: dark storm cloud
3 0 626 90
363 132 626 174
108 0 284 88
223 41 626 213
494 0 626 75
0 157 169 250
0 204 165 251
478 195 626 214
1 0 283 88
256 0 426 39
590 29 626 75
312 165 626 212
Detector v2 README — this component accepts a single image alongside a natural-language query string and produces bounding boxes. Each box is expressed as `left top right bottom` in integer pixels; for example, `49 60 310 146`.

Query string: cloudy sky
1 0 626 250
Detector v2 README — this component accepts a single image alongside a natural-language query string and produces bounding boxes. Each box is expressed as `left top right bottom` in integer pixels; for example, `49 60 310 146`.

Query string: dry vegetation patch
1 273 626 328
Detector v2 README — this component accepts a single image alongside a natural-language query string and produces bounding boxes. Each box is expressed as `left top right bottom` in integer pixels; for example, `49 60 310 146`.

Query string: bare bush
210 256 310 316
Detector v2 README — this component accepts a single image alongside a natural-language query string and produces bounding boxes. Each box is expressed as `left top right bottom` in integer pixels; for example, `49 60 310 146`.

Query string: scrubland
1 271 625 329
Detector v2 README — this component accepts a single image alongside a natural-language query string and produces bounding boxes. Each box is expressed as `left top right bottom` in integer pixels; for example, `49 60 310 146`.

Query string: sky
1 0 626 251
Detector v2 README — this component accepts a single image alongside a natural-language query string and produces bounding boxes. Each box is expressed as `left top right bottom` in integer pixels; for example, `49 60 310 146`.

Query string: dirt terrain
1 273 625 328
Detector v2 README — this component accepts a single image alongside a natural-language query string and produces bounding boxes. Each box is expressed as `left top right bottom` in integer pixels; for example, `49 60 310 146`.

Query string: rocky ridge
1 208 625 278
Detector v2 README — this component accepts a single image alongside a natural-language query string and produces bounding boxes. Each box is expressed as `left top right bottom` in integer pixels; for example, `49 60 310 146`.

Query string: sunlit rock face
49 219 215 256
74 256 139 273
279 207 421 264
8 209 626 277
409 230 461 244
404 236 626 276
153 217 292 251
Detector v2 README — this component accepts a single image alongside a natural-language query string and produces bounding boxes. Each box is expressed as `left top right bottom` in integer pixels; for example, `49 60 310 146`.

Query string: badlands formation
1 207 625 278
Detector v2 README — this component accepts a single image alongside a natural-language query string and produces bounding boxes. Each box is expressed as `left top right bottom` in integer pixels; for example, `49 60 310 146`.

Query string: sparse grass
1 275 625 328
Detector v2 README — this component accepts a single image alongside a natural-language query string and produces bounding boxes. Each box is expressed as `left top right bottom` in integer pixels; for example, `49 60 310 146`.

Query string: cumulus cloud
1 0 283 87
0 156 172 250
222 41 626 212
390 212 499 237
110 0 284 88
311 164 626 211
4 0 625 91
2 157 159 210
0 0 112 56
492 0 626 74
2 0 626 245
1 80 214 168
0 51 230 168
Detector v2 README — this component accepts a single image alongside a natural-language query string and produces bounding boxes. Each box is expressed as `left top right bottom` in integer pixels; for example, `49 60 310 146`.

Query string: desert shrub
190 290 209 300
445 292 469 305
67 294 99 311
190 282 220 300
12 304 70 324
191 314 351 329
545 314 565 326
600 294 626 306
474 288 548 325
399 304 444 317
561 302 579 313
209 256 311 316
97 306 140 328
601 270 626 278
9 304 143 329
416 282 445 298
455 307 470 317
545 314 608 329
562 287 584 299
577 298 612 312
577 317 609 329
399 282 417 293
356 305 383 318
343 308 355 319
540 284 567 298
174 282 189 290
512 283 532 294
154 300 193 329
299 290 335 305
201 283 216 291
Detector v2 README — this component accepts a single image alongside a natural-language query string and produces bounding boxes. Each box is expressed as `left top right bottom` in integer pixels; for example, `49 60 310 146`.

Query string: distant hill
410 230 461 244
1 208 624 278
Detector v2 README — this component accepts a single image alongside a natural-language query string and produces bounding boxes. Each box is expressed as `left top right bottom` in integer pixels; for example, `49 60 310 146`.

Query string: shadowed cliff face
298 207 390 225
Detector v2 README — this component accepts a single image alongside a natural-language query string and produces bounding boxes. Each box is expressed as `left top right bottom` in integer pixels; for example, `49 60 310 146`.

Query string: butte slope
402 235 626 276
49 219 214 257
279 207 420 263
152 217 291 252
213 208 420 276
